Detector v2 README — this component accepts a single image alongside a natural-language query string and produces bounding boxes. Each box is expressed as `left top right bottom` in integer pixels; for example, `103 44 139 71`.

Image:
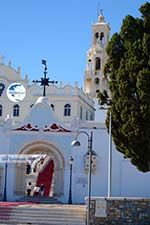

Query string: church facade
0 12 149 204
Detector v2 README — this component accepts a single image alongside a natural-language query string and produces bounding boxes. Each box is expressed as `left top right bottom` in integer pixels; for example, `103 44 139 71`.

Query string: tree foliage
100 2 150 172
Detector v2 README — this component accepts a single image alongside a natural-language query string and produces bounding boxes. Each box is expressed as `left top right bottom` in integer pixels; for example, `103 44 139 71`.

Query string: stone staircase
0 204 86 225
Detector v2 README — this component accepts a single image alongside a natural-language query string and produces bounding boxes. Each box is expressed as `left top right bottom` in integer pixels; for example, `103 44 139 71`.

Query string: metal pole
43 67 46 97
68 161 73 204
87 131 93 225
108 111 112 197
3 162 7 201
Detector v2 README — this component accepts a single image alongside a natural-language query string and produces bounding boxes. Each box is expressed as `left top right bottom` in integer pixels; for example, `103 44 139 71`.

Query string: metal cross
33 60 58 97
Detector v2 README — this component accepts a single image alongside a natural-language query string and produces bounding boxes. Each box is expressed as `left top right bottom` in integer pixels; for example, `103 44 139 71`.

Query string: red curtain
36 160 54 196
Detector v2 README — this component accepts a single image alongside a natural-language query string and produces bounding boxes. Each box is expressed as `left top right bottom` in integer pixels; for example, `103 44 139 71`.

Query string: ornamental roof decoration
14 96 71 133
14 123 71 132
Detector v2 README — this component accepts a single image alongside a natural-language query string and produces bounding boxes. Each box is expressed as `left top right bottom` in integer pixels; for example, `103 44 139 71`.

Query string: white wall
0 123 150 203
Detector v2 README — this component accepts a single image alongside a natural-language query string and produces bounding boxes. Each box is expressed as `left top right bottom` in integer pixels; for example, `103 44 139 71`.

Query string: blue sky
0 0 148 87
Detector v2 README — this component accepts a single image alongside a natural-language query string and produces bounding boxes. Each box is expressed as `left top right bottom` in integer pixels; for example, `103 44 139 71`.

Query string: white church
0 12 149 204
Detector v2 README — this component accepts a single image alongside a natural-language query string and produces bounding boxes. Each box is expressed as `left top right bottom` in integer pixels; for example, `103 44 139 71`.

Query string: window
96 90 100 97
64 104 71 116
13 104 19 117
80 106 83 120
0 83 5 96
95 78 100 84
95 57 101 71
95 32 99 39
100 32 104 44
0 105 2 116
86 111 88 120
95 32 99 44
51 104 54 111
26 163 31 174
90 114 93 121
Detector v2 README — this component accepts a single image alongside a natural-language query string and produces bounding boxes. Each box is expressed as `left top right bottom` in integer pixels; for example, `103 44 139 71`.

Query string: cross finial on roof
97 2 101 18
33 60 58 97
100 9 103 16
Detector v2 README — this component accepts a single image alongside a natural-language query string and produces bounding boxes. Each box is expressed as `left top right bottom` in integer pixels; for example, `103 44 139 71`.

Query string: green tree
100 2 150 172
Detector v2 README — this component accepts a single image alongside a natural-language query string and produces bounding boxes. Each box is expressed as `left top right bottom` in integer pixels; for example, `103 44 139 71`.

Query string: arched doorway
14 141 65 198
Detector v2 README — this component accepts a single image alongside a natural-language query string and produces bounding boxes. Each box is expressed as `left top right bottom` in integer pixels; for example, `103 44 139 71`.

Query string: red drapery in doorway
36 160 54 196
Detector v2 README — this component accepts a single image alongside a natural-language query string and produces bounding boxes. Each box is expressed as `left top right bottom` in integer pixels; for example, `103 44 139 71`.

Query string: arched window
96 90 100 97
90 114 93 121
86 111 88 120
95 78 100 84
80 106 83 120
64 104 71 116
0 105 2 116
100 32 104 44
95 32 99 39
95 57 101 71
26 163 31 174
51 104 54 111
95 32 99 44
0 83 5 96
13 104 19 117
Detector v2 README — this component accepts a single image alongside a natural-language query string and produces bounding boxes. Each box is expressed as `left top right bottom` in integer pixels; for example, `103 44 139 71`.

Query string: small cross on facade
33 60 58 97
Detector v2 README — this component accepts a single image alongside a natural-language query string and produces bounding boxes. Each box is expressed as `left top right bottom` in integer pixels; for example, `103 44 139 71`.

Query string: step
0 213 85 220
0 209 85 214
0 204 86 225
0 217 86 225
17 196 61 204
0 210 85 216
0 218 85 223
0 204 86 211
0 205 86 212
0 217 85 222
0 204 86 208
0 222 85 225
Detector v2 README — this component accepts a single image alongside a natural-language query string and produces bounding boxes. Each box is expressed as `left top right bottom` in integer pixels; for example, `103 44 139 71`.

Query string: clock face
7 83 26 102
0 83 5 96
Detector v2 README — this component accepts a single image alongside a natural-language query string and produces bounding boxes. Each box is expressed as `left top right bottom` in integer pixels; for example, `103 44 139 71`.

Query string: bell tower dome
84 10 110 98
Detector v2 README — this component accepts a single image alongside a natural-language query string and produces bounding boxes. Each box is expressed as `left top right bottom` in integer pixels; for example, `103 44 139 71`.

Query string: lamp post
3 161 8 201
108 110 112 197
68 156 74 204
100 107 112 197
71 131 93 225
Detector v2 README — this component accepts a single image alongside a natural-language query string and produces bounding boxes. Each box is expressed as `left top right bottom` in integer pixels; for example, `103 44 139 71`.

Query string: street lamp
100 107 112 197
71 131 93 225
68 156 74 204
3 161 8 201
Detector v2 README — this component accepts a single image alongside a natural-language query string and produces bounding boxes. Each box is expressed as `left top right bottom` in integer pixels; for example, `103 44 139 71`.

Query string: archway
14 141 65 198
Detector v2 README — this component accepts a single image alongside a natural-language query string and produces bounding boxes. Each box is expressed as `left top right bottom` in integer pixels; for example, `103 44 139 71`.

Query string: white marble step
0 204 86 225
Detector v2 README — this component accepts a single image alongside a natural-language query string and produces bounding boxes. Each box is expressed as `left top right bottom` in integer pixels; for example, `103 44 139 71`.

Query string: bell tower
84 10 110 98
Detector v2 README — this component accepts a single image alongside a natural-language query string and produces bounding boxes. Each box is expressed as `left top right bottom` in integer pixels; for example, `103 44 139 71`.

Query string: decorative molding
15 123 39 131
14 123 71 132
44 123 71 132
